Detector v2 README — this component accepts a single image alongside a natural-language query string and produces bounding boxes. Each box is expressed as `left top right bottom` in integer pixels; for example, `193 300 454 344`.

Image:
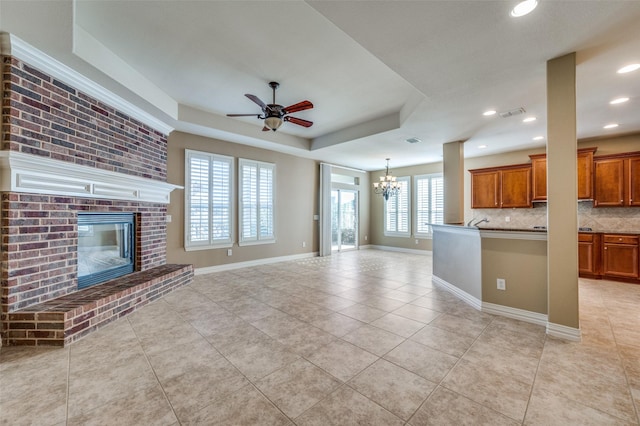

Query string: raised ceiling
1 0 639 171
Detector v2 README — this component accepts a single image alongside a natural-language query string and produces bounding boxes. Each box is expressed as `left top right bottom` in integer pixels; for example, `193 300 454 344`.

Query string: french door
331 189 358 252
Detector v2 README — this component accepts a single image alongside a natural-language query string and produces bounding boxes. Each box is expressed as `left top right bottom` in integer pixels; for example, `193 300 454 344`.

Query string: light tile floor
1 250 639 425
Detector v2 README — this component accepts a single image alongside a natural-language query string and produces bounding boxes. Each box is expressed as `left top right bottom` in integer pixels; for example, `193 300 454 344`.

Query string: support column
443 141 464 224
546 52 580 340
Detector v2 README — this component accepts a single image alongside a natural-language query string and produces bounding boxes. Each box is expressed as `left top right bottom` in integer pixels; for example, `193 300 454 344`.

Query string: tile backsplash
466 202 640 233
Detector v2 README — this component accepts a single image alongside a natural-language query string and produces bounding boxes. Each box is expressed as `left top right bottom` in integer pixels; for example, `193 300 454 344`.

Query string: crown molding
0 151 182 204
6 34 174 135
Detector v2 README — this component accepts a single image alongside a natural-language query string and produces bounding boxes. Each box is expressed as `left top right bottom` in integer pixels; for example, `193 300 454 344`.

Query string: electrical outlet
497 278 506 290
302 241 306 248
505 216 511 222
227 249 232 257
364 235 368 241
166 214 172 223
415 239 419 244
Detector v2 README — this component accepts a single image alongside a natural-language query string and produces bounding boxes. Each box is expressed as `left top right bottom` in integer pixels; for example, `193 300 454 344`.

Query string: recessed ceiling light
610 97 629 105
510 0 538 17
523 117 537 123
603 123 619 129
478 145 488 149
483 110 497 116
533 136 544 141
617 64 640 74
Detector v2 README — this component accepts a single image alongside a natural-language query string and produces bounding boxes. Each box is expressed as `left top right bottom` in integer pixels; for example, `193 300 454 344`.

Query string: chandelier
373 158 400 201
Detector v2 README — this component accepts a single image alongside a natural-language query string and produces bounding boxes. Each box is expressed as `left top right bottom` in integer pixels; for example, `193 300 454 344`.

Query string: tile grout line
125 314 182 425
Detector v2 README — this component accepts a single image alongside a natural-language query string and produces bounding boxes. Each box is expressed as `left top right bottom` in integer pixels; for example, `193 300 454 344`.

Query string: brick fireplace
1 42 192 346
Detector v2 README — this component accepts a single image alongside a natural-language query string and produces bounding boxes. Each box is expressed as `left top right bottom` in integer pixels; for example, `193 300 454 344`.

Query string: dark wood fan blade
227 114 261 117
285 116 313 127
245 94 267 110
262 126 271 132
283 100 313 114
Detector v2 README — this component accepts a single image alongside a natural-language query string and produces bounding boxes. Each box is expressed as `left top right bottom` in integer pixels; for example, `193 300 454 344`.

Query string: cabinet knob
619 238 623 241
604 247 608 250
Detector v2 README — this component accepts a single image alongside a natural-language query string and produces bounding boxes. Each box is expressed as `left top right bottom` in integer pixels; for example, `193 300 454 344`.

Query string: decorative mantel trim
0 151 182 204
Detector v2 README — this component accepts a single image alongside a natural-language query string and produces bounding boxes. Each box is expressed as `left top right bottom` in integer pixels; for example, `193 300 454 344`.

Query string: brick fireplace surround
1 53 193 346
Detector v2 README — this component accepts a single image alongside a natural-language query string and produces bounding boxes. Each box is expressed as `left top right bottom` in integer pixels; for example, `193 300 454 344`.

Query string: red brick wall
2 56 167 180
1 56 170 315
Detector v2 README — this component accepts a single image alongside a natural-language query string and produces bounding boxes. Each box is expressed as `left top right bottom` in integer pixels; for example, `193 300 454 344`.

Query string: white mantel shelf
0 151 182 204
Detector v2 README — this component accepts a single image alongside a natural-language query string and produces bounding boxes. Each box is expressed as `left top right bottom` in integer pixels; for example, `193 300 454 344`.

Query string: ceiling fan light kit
227 81 313 132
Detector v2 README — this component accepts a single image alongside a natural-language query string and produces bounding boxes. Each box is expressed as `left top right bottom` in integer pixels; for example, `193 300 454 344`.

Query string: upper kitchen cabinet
528 148 596 201
470 164 532 209
593 152 640 207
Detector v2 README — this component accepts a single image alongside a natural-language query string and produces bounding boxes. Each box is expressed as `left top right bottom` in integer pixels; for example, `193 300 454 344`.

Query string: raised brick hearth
4 264 193 346
1 46 189 346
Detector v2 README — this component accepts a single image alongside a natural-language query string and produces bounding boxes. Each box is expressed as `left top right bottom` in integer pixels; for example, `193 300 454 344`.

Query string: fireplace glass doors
77 213 135 289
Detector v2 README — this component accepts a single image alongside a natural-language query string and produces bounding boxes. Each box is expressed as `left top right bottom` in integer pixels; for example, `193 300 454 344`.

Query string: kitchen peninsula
431 224 548 326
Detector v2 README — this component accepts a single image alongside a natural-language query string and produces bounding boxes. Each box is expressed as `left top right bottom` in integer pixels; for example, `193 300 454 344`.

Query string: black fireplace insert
77 213 135 289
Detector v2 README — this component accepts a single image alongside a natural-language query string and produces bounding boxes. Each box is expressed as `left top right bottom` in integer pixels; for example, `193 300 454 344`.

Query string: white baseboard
194 252 318 275
432 275 482 310
482 302 548 327
433 276 579 339
546 322 581 341
369 245 432 256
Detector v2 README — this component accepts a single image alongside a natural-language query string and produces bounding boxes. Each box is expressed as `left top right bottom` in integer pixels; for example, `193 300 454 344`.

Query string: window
415 173 444 237
185 150 233 250
239 158 275 245
384 176 410 237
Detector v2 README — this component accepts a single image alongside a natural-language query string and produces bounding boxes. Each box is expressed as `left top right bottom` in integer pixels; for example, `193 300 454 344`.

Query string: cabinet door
530 157 547 201
594 158 625 207
500 167 532 208
629 156 640 207
603 243 639 278
578 241 595 274
471 170 500 208
577 150 594 200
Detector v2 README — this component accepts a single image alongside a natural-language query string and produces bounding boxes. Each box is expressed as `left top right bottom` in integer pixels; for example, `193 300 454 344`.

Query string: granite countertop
433 224 639 235
474 227 547 233
474 227 640 235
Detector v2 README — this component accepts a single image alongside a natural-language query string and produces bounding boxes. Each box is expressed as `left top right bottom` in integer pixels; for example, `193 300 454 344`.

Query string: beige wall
370 162 442 251
481 236 548 314
166 131 320 268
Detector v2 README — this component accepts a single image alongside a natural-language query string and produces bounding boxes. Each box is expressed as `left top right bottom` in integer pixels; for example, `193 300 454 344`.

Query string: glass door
331 189 358 252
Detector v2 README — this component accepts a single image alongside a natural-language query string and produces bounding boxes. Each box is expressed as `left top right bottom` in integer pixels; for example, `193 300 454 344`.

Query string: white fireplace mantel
0 151 182 204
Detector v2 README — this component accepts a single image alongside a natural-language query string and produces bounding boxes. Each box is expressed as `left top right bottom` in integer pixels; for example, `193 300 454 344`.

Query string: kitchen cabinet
593 152 640 207
602 234 639 279
470 164 531 209
529 154 547 201
578 233 600 278
528 147 596 201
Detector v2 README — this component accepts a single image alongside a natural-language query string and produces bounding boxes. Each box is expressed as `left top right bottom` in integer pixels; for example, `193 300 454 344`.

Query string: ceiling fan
227 81 313 132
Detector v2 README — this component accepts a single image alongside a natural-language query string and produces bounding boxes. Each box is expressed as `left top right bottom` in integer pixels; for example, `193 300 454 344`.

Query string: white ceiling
1 0 639 171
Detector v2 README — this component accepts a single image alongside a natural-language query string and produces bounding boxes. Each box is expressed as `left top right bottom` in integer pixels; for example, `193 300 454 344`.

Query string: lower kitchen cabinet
578 233 640 283
578 233 600 277
602 234 639 279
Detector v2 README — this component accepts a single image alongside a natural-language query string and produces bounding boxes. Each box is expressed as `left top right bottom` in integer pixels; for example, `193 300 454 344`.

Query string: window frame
238 158 276 246
184 149 234 251
383 176 411 237
414 173 444 239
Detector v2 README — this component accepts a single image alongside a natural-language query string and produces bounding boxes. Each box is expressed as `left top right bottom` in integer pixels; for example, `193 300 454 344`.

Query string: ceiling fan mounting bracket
268 81 280 90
